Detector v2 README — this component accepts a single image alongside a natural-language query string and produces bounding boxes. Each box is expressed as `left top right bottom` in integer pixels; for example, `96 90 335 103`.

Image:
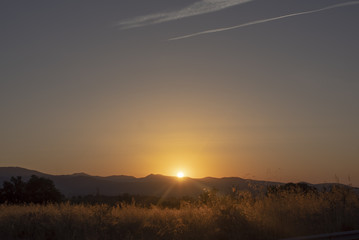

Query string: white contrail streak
118 0 252 29
168 1 359 41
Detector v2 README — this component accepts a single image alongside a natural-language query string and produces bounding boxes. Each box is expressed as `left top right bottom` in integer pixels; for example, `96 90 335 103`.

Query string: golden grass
0 187 358 240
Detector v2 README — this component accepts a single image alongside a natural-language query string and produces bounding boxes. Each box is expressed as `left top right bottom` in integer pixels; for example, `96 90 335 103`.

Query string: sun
177 171 184 178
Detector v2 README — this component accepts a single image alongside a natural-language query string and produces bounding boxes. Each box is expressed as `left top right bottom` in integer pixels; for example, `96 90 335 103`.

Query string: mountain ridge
0 167 354 197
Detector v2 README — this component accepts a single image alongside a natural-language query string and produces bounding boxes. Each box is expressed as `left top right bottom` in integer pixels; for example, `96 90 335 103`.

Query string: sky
1 0 359 186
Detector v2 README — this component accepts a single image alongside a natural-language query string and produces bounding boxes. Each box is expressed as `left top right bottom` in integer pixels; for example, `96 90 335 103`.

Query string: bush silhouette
0 175 62 204
267 182 318 195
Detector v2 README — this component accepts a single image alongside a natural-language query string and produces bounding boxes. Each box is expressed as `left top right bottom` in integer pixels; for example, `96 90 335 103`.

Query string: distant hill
0 167 353 197
0 167 50 182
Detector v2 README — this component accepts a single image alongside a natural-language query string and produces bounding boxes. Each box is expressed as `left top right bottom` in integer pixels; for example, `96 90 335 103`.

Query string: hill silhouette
0 167 354 197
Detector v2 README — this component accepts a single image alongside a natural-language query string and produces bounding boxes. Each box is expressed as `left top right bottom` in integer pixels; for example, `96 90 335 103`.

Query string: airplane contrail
168 1 359 41
118 0 252 29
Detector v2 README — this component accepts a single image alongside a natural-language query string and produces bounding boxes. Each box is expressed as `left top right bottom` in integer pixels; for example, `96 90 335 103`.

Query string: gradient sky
1 0 359 185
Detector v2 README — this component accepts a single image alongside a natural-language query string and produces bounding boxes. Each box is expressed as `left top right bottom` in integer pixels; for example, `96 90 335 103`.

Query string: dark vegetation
69 193 194 209
0 176 359 240
0 175 62 204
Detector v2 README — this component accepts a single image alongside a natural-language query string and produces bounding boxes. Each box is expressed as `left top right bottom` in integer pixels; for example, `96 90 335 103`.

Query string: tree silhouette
25 175 62 203
0 175 62 204
0 176 26 204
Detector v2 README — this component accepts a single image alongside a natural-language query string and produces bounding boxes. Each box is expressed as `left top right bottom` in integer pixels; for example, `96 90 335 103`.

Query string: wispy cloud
118 0 253 29
168 1 359 41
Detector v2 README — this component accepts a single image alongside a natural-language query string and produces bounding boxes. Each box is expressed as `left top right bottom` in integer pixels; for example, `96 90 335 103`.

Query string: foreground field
1 186 359 240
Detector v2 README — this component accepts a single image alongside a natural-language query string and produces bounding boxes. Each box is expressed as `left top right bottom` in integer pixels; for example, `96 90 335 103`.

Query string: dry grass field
0 186 358 240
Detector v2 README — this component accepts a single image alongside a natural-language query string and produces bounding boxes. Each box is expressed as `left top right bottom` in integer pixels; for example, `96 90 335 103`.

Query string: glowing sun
177 171 184 178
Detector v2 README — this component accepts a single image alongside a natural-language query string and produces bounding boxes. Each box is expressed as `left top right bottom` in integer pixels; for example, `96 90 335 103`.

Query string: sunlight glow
177 171 184 178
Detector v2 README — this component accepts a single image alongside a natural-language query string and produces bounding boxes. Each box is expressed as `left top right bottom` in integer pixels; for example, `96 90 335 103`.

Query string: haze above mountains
0 167 353 197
